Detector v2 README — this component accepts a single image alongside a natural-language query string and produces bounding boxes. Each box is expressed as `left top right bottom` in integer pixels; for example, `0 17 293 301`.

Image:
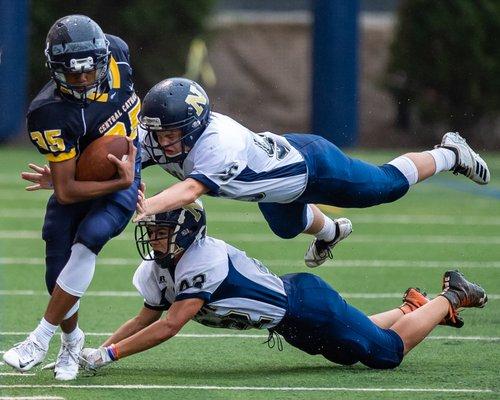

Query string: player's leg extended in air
260 131 490 267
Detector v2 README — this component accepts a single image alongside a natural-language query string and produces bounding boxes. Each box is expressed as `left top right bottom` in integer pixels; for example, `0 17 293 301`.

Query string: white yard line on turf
2 231 500 244
0 332 498 341
2 208 500 226
0 373 35 376
0 397 65 400
2 257 500 269
0 384 493 394
1 290 499 300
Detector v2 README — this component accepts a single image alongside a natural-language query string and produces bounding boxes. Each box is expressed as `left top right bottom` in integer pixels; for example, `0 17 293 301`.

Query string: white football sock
315 216 337 242
304 205 315 231
388 156 419 185
425 148 457 174
31 317 58 350
56 243 96 297
62 325 83 343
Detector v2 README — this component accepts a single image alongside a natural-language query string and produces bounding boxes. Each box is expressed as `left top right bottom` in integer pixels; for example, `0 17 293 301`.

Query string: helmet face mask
140 78 210 164
135 201 207 268
45 15 111 104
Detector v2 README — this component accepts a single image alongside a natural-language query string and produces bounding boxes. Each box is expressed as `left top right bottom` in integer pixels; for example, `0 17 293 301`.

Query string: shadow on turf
78 363 386 381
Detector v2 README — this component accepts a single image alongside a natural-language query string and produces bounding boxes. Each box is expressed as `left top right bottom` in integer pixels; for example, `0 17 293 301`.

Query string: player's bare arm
50 139 136 204
117 298 203 357
82 298 203 369
101 306 163 347
134 178 208 222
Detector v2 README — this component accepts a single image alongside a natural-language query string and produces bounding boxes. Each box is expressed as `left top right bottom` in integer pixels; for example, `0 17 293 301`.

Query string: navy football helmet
140 78 211 164
135 200 207 268
45 15 111 104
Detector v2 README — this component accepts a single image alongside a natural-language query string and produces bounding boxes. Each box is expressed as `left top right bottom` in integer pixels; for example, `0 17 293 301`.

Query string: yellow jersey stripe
45 148 76 162
109 56 121 89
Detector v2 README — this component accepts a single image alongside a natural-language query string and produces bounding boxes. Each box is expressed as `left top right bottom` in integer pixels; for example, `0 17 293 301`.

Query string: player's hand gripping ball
75 136 129 181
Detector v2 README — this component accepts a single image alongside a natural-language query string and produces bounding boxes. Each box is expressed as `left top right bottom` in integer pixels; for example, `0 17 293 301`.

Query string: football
75 135 129 181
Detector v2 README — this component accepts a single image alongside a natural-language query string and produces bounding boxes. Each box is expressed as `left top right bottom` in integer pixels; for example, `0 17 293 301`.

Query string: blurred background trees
386 0 500 134
5 0 497 147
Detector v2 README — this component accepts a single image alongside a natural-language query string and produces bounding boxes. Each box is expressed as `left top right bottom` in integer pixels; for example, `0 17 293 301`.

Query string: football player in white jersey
134 78 490 268
80 202 486 371
23 77 491 268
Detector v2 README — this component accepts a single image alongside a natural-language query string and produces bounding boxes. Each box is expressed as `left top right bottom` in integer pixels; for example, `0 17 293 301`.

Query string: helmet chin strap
156 250 184 269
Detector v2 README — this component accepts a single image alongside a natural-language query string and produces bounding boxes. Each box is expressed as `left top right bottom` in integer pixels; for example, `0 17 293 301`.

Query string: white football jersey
132 236 287 330
141 112 308 203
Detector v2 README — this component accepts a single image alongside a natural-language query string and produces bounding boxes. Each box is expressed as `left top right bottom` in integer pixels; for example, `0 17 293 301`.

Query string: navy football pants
275 273 404 369
42 195 133 294
259 134 410 238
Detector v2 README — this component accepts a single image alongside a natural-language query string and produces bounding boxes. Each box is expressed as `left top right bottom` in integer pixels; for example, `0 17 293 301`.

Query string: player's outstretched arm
116 298 203 357
134 178 208 222
21 163 53 191
100 306 163 347
82 298 203 370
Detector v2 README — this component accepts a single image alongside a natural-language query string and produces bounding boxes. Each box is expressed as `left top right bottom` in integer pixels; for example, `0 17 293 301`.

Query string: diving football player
135 77 490 268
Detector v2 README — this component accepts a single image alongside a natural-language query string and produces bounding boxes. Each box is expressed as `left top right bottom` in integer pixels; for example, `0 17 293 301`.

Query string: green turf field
0 147 499 400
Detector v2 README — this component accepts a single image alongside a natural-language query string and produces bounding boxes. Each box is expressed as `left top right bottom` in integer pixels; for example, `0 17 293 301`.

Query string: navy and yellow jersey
27 34 141 163
27 34 141 210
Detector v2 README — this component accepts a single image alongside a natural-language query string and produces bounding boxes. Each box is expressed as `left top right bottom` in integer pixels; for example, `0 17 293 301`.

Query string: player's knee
74 234 106 255
267 223 302 239
365 355 403 370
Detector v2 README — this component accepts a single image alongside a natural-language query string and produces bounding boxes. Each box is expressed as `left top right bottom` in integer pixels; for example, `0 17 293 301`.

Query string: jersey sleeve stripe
176 291 211 302
45 148 76 162
187 174 219 193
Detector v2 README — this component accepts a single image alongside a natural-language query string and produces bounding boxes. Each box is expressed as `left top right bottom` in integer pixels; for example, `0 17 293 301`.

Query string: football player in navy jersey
3 15 141 380
23 77 491 270
79 203 487 371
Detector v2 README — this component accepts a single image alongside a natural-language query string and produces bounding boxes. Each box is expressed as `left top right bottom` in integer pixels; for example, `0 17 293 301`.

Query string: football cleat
3 334 47 372
54 330 85 381
304 218 352 268
399 287 428 314
399 287 464 328
440 270 488 310
437 132 490 184
442 305 465 329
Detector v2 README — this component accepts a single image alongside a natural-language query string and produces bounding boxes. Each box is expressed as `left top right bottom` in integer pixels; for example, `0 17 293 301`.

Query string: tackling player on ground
80 202 487 371
3 15 141 380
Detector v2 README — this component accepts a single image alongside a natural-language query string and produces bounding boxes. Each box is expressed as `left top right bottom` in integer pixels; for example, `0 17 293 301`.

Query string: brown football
75 136 129 181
